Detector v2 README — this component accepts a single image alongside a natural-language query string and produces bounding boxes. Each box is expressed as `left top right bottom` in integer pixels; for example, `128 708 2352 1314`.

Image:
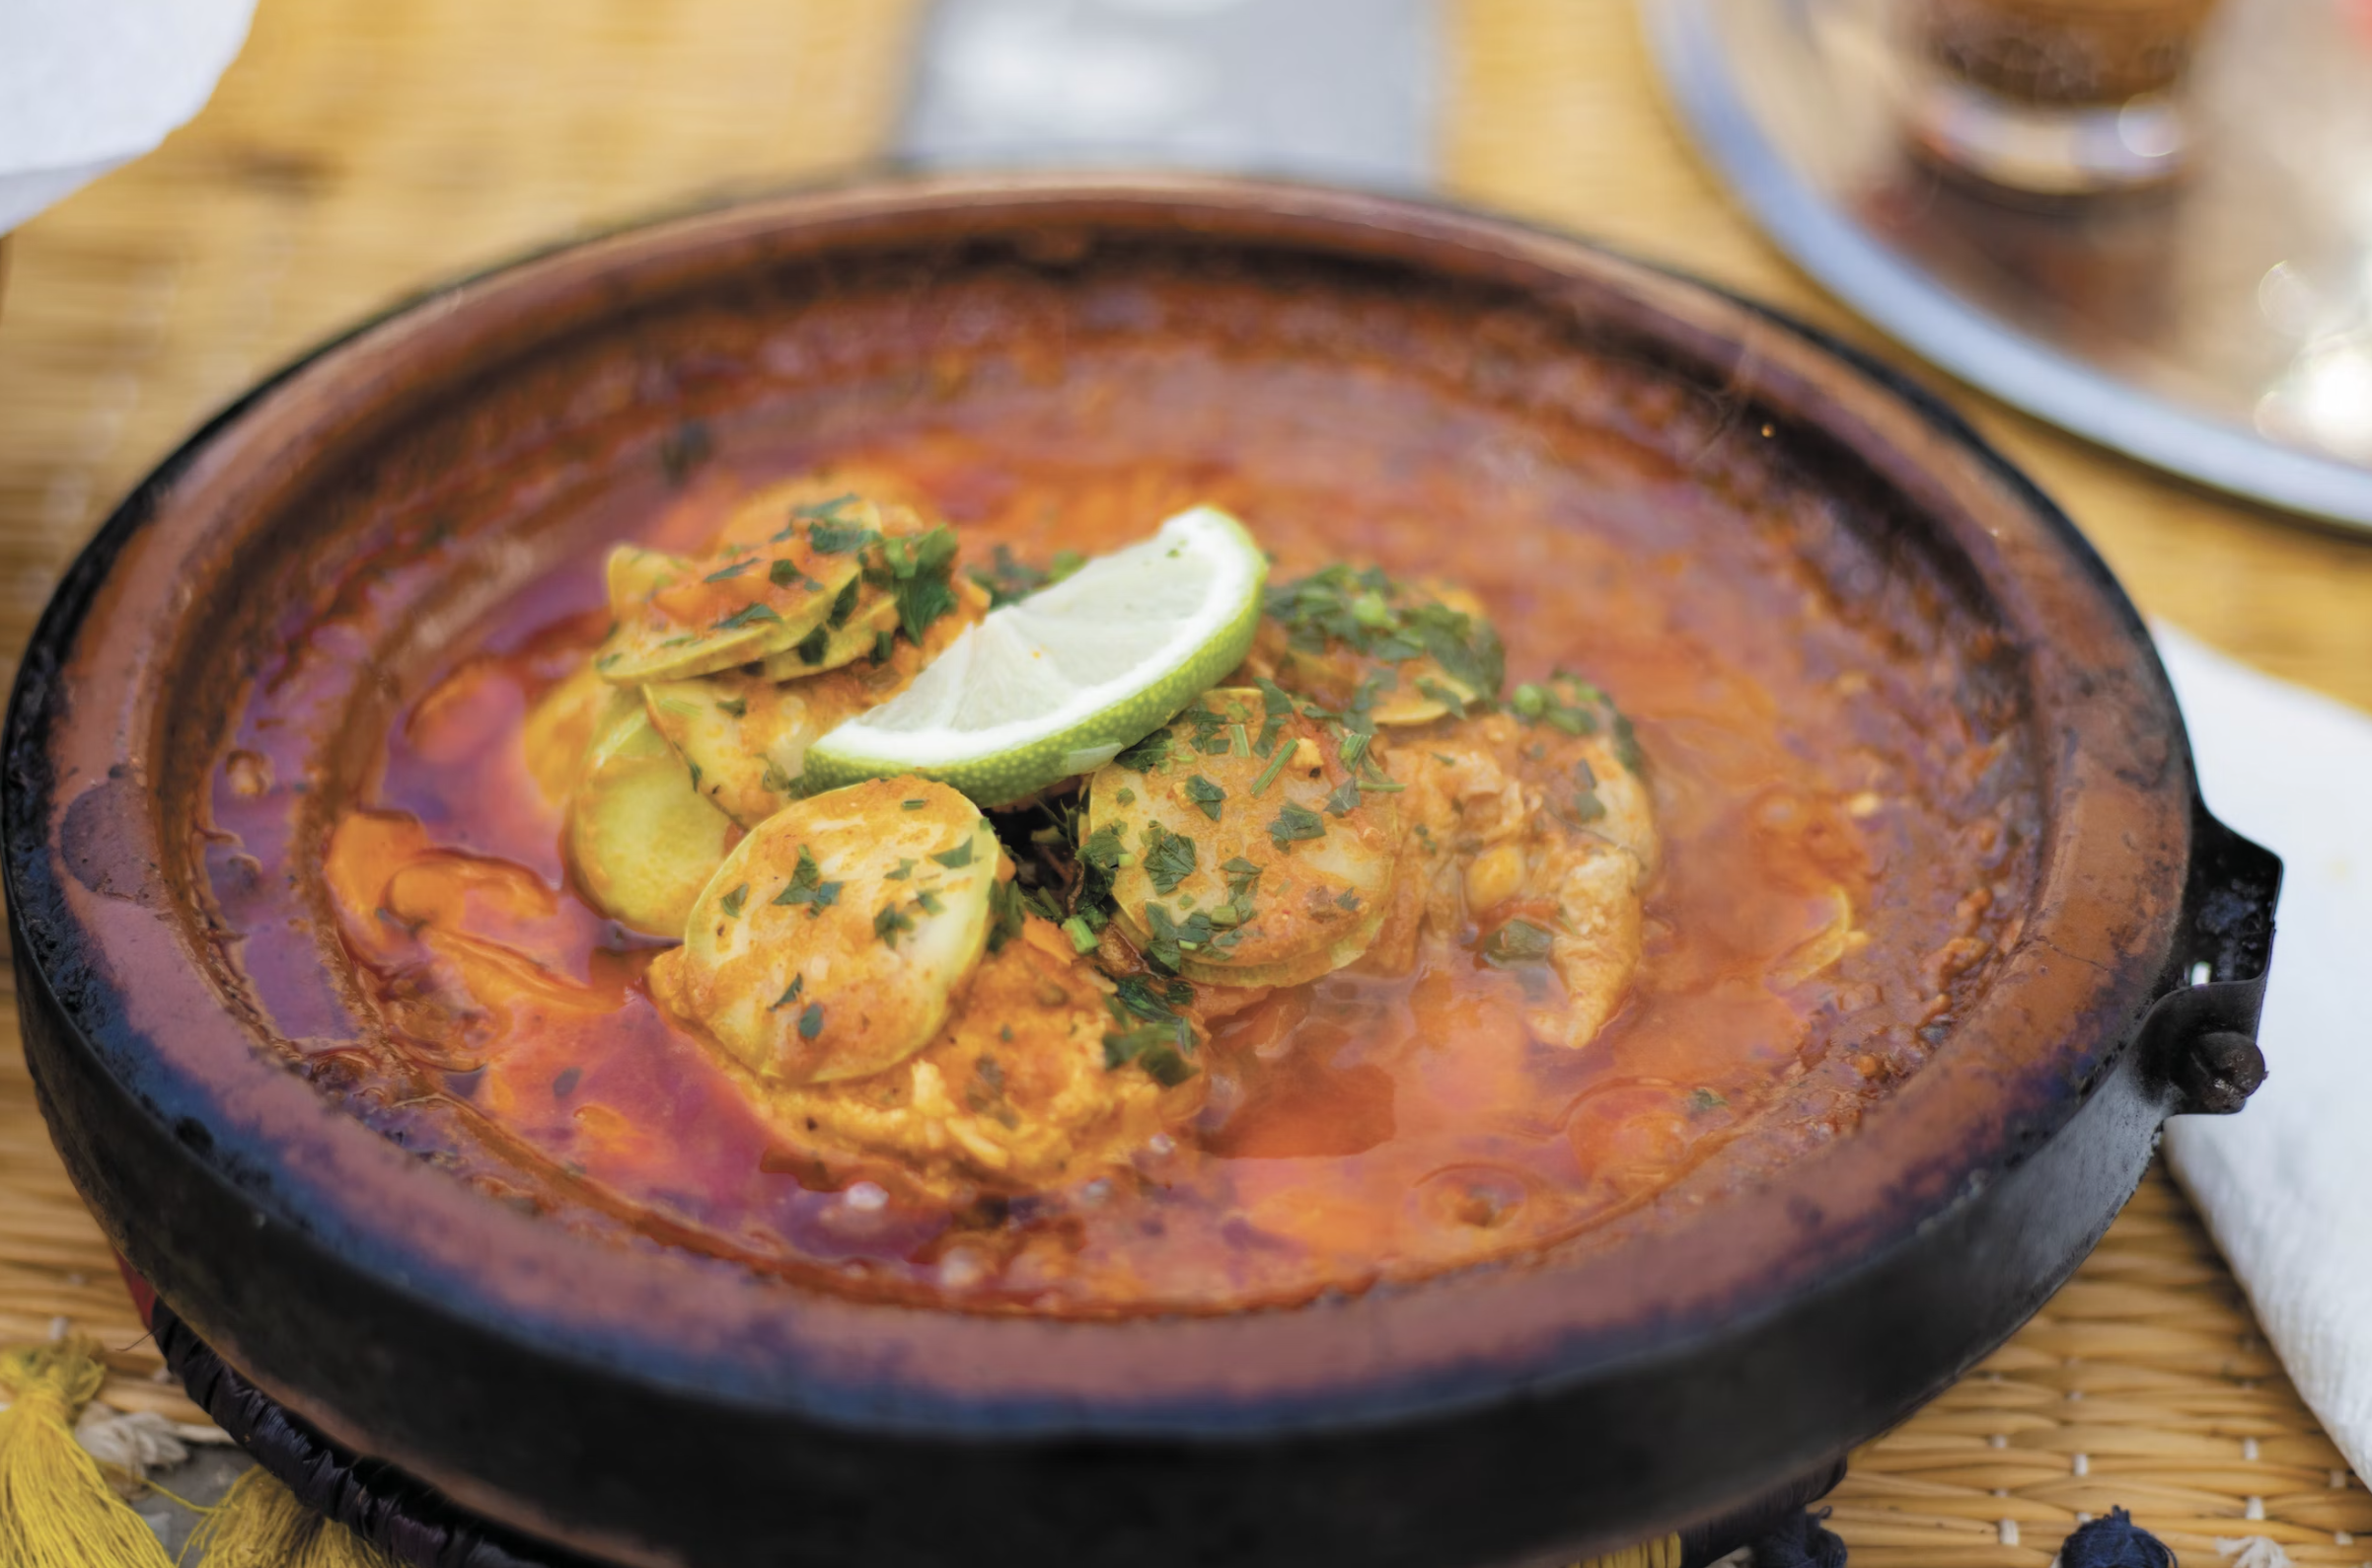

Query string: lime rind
803 507 1268 806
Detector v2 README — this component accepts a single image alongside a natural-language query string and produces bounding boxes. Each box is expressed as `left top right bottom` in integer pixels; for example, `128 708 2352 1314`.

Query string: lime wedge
802 506 1267 806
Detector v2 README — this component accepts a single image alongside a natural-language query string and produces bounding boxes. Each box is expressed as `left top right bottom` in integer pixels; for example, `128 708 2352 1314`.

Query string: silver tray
1644 0 2372 534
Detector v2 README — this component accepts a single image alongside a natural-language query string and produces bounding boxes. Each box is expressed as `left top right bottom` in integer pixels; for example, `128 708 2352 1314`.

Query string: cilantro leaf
1184 775 1226 822
1268 801 1326 848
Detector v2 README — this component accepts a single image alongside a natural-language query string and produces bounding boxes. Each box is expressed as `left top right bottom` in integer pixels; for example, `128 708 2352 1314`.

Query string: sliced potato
743 919 1187 1199
640 578 991 828
520 665 612 805
594 535 860 685
1084 687 1397 988
564 690 738 935
651 778 998 1085
754 591 901 680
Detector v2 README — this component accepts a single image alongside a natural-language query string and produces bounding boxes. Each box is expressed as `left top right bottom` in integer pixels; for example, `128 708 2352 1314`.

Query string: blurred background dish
1646 0 2372 531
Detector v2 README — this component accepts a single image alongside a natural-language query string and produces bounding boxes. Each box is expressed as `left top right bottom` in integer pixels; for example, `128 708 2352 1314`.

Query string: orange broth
217 351 2038 1315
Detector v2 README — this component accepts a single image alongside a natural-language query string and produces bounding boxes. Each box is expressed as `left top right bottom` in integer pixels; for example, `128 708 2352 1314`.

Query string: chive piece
902 798 927 810
930 840 976 868
871 630 897 663
1061 915 1101 953
704 559 758 583
1184 775 1226 822
1251 742 1295 796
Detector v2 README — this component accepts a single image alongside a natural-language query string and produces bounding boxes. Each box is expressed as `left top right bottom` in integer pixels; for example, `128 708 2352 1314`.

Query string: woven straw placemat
1 1 2366 1564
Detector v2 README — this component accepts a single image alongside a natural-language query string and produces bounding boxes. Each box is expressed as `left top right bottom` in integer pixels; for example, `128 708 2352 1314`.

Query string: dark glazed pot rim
5 173 2199 1442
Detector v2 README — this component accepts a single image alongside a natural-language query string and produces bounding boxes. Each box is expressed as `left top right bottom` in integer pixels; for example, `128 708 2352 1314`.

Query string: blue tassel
1752 1507 1848 1568
2058 1508 2175 1568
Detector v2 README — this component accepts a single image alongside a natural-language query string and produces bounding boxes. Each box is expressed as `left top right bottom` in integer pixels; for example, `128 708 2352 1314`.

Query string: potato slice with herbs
594 532 860 685
641 578 990 828
1083 686 1397 988
651 778 998 1085
1253 566 1506 725
563 690 739 935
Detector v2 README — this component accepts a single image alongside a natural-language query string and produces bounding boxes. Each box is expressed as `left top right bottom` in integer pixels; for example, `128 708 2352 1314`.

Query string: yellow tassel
179 1467 399 1568
1572 1531 1686 1568
0 1335 175 1568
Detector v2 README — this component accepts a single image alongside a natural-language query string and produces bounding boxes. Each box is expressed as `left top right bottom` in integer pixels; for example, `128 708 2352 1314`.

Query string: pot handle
2139 794 2281 1117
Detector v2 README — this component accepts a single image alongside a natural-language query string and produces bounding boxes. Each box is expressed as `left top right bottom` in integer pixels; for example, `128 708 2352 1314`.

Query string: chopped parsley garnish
1183 775 1226 822
1113 729 1171 773
1565 787 1606 825
986 878 1027 953
878 526 962 640
792 625 830 664
704 559 758 583
1263 564 1506 697
772 845 843 914
1141 823 1198 895
874 902 915 946
718 883 750 918
1079 821 1128 876
715 697 747 718
1336 888 1361 912
871 630 896 663
966 544 1086 608
1481 918 1556 967
798 1003 826 1040
713 602 782 633
903 798 927 810
1268 801 1327 848
1113 974 1195 1024
761 760 795 796
770 975 806 1010
1688 1087 1729 1113
1102 1024 1196 1085
1322 777 1362 816
930 840 976 869
915 889 945 916
1142 901 1219 972
886 858 915 880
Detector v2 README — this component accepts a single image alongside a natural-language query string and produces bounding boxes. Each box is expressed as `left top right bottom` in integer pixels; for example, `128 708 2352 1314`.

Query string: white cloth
2157 624 2372 1484
0 0 257 233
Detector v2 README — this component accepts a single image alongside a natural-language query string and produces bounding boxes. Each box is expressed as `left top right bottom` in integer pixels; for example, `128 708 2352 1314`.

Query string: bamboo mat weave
0 1 2366 1563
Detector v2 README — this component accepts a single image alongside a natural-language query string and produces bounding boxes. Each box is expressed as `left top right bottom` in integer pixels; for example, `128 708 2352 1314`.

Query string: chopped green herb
826 575 860 629
903 798 927 810
798 1002 826 1040
886 858 915 881
871 630 897 663
552 1066 582 1097
1566 787 1606 824
1184 775 1226 823
1102 1024 1197 1085
793 624 830 665
1688 1087 1730 1113
713 602 782 633
770 975 806 1010
761 759 795 796
1141 822 1198 895
718 883 750 918
715 697 748 718
1251 742 1296 796
1322 777 1362 816
1061 915 1101 954
704 559 758 583
874 902 915 946
1269 801 1327 848
1141 901 1217 972
1113 974 1195 1023
1115 786 1136 806
930 840 976 869
1079 822 1128 876
772 845 843 914
1336 888 1361 912
915 889 945 916
1113 729 1171 773
1481 918 1556 967
986 879 1026 952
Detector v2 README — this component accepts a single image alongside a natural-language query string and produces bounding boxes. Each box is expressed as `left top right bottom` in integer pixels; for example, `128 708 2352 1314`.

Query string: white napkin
2157 623 2372 1484
0 0 257 233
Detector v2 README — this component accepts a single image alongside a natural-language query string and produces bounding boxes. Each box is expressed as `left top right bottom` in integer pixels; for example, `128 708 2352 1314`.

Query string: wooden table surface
0 1 2364 1561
